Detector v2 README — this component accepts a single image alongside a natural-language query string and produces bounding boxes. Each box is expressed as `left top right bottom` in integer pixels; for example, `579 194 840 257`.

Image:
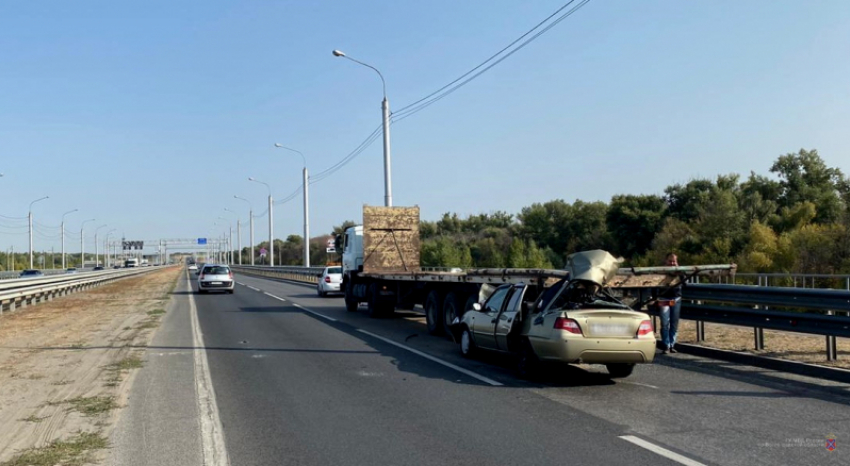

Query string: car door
472 285 512 350
495 285 526 351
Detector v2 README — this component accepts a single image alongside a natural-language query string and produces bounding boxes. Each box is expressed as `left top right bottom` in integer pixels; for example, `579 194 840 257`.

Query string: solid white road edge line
356 329 504 387
188 275 231 466
619 435 707 466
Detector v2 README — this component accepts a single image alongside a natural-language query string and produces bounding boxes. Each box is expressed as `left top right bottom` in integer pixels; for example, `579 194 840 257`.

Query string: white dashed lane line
263 292 285 301
356 329 503 387
247 283 499 386
619 436 707 466
247 286 260 291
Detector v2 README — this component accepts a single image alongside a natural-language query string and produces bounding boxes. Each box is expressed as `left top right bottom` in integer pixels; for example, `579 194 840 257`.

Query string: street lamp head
274 143 282 148
332 50 345 57
248 177 256 181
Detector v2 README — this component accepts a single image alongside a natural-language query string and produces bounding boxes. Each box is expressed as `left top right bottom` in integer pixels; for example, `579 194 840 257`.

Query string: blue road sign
198 238 207 245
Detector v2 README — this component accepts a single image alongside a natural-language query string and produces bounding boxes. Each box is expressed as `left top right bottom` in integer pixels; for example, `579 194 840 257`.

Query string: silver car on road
197 264 235 294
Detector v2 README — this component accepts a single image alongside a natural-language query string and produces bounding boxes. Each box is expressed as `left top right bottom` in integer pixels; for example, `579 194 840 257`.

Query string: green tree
606 194 667 258
770 149 848 223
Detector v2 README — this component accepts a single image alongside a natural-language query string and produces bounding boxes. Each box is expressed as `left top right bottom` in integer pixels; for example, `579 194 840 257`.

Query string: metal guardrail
675 283 850 361
0 267 167 316
231 265 324 284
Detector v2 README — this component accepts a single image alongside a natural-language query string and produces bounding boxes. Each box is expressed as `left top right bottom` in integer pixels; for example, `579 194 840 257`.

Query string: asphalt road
110 271 850 466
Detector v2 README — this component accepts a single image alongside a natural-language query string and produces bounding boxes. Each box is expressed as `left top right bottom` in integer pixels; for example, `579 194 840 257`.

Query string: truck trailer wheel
424 290 444 335
344 282 359 313
368 283 393 318
442 292 466 338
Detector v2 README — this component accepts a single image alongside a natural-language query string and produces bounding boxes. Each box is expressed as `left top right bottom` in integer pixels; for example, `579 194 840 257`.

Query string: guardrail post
696 320 705 342
754 327 765 351
826 310 838 361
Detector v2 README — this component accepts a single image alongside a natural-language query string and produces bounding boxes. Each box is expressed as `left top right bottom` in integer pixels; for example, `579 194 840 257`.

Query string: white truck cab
341 225 364 275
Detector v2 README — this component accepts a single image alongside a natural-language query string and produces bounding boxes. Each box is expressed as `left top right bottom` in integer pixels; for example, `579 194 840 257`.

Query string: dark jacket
660 278 683 299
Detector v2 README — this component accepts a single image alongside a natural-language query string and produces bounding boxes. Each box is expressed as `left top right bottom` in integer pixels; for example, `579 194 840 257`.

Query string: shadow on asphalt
655 355 850 406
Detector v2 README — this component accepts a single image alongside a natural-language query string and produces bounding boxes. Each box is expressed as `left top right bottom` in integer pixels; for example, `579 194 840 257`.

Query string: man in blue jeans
659 253 682 354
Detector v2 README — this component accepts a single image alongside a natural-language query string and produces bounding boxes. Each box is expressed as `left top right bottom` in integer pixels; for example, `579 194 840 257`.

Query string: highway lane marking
619 436 707 466
236 282 246 286
263 292 286 301
291 303 338 322
620 381 659 389
246 280 500 386
356 329 504 387
247 285 260 291
188 276 231 466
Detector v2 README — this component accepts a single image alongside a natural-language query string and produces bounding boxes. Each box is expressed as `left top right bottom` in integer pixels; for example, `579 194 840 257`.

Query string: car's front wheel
606 363 635 378
460 327 476 358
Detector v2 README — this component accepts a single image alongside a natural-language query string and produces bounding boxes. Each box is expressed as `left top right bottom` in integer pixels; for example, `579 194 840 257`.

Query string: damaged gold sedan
453 250 656 379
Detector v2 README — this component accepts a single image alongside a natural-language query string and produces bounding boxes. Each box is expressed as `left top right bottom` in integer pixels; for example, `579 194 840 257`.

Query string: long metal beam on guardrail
0 266 171 316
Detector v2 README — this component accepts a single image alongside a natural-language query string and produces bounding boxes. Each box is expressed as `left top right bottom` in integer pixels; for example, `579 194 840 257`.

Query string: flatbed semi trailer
339 206 735 335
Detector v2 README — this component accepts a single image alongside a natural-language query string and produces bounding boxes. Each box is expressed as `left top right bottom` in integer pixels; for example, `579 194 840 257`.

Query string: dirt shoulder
0 267 181 466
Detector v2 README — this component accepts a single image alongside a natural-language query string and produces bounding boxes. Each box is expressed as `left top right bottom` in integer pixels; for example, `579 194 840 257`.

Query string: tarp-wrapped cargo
362 205 421 273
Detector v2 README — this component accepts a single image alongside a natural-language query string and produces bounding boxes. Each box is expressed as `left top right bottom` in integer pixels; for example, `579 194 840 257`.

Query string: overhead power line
304 0 591 186
392 0 592 123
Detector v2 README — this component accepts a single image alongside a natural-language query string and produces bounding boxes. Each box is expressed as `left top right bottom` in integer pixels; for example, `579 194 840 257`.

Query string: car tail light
324 276 331 283
199 274 204 280
637 320 653 336
554 317 582 334
229 271 233 279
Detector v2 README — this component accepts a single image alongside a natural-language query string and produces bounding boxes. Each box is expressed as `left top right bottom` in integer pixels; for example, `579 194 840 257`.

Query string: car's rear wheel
228 290 234 295
606 363 635 378
198 289 207 295
460 327 476 358
317 284 326 297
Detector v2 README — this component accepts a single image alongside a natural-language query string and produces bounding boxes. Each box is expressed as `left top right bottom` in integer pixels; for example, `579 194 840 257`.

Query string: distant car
317 266 343 297
113 265 122 269
197 264 234 294
19 269 44 278
93 266 105 271
65 267 79 274
188 264 198 272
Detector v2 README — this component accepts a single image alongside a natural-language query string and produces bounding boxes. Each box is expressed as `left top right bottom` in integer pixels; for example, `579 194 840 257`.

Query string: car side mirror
472 303 482 312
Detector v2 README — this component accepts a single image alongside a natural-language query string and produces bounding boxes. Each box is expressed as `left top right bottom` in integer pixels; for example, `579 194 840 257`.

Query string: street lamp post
94 224 107 267
105 229 116 267
217 217 233 265
274 144 310 267
80 219 95 268
224 208 241 265
28 196 49 269
61 208 78 269
333 49 393 207
234 196 254 266
248 178 274 266
233 194 254 265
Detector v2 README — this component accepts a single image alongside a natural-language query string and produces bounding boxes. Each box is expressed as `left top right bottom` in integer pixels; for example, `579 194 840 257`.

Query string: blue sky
1 1 848 256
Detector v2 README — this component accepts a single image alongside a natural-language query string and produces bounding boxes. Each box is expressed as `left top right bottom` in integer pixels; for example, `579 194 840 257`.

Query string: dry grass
0 431 107 466
674 320 850 368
